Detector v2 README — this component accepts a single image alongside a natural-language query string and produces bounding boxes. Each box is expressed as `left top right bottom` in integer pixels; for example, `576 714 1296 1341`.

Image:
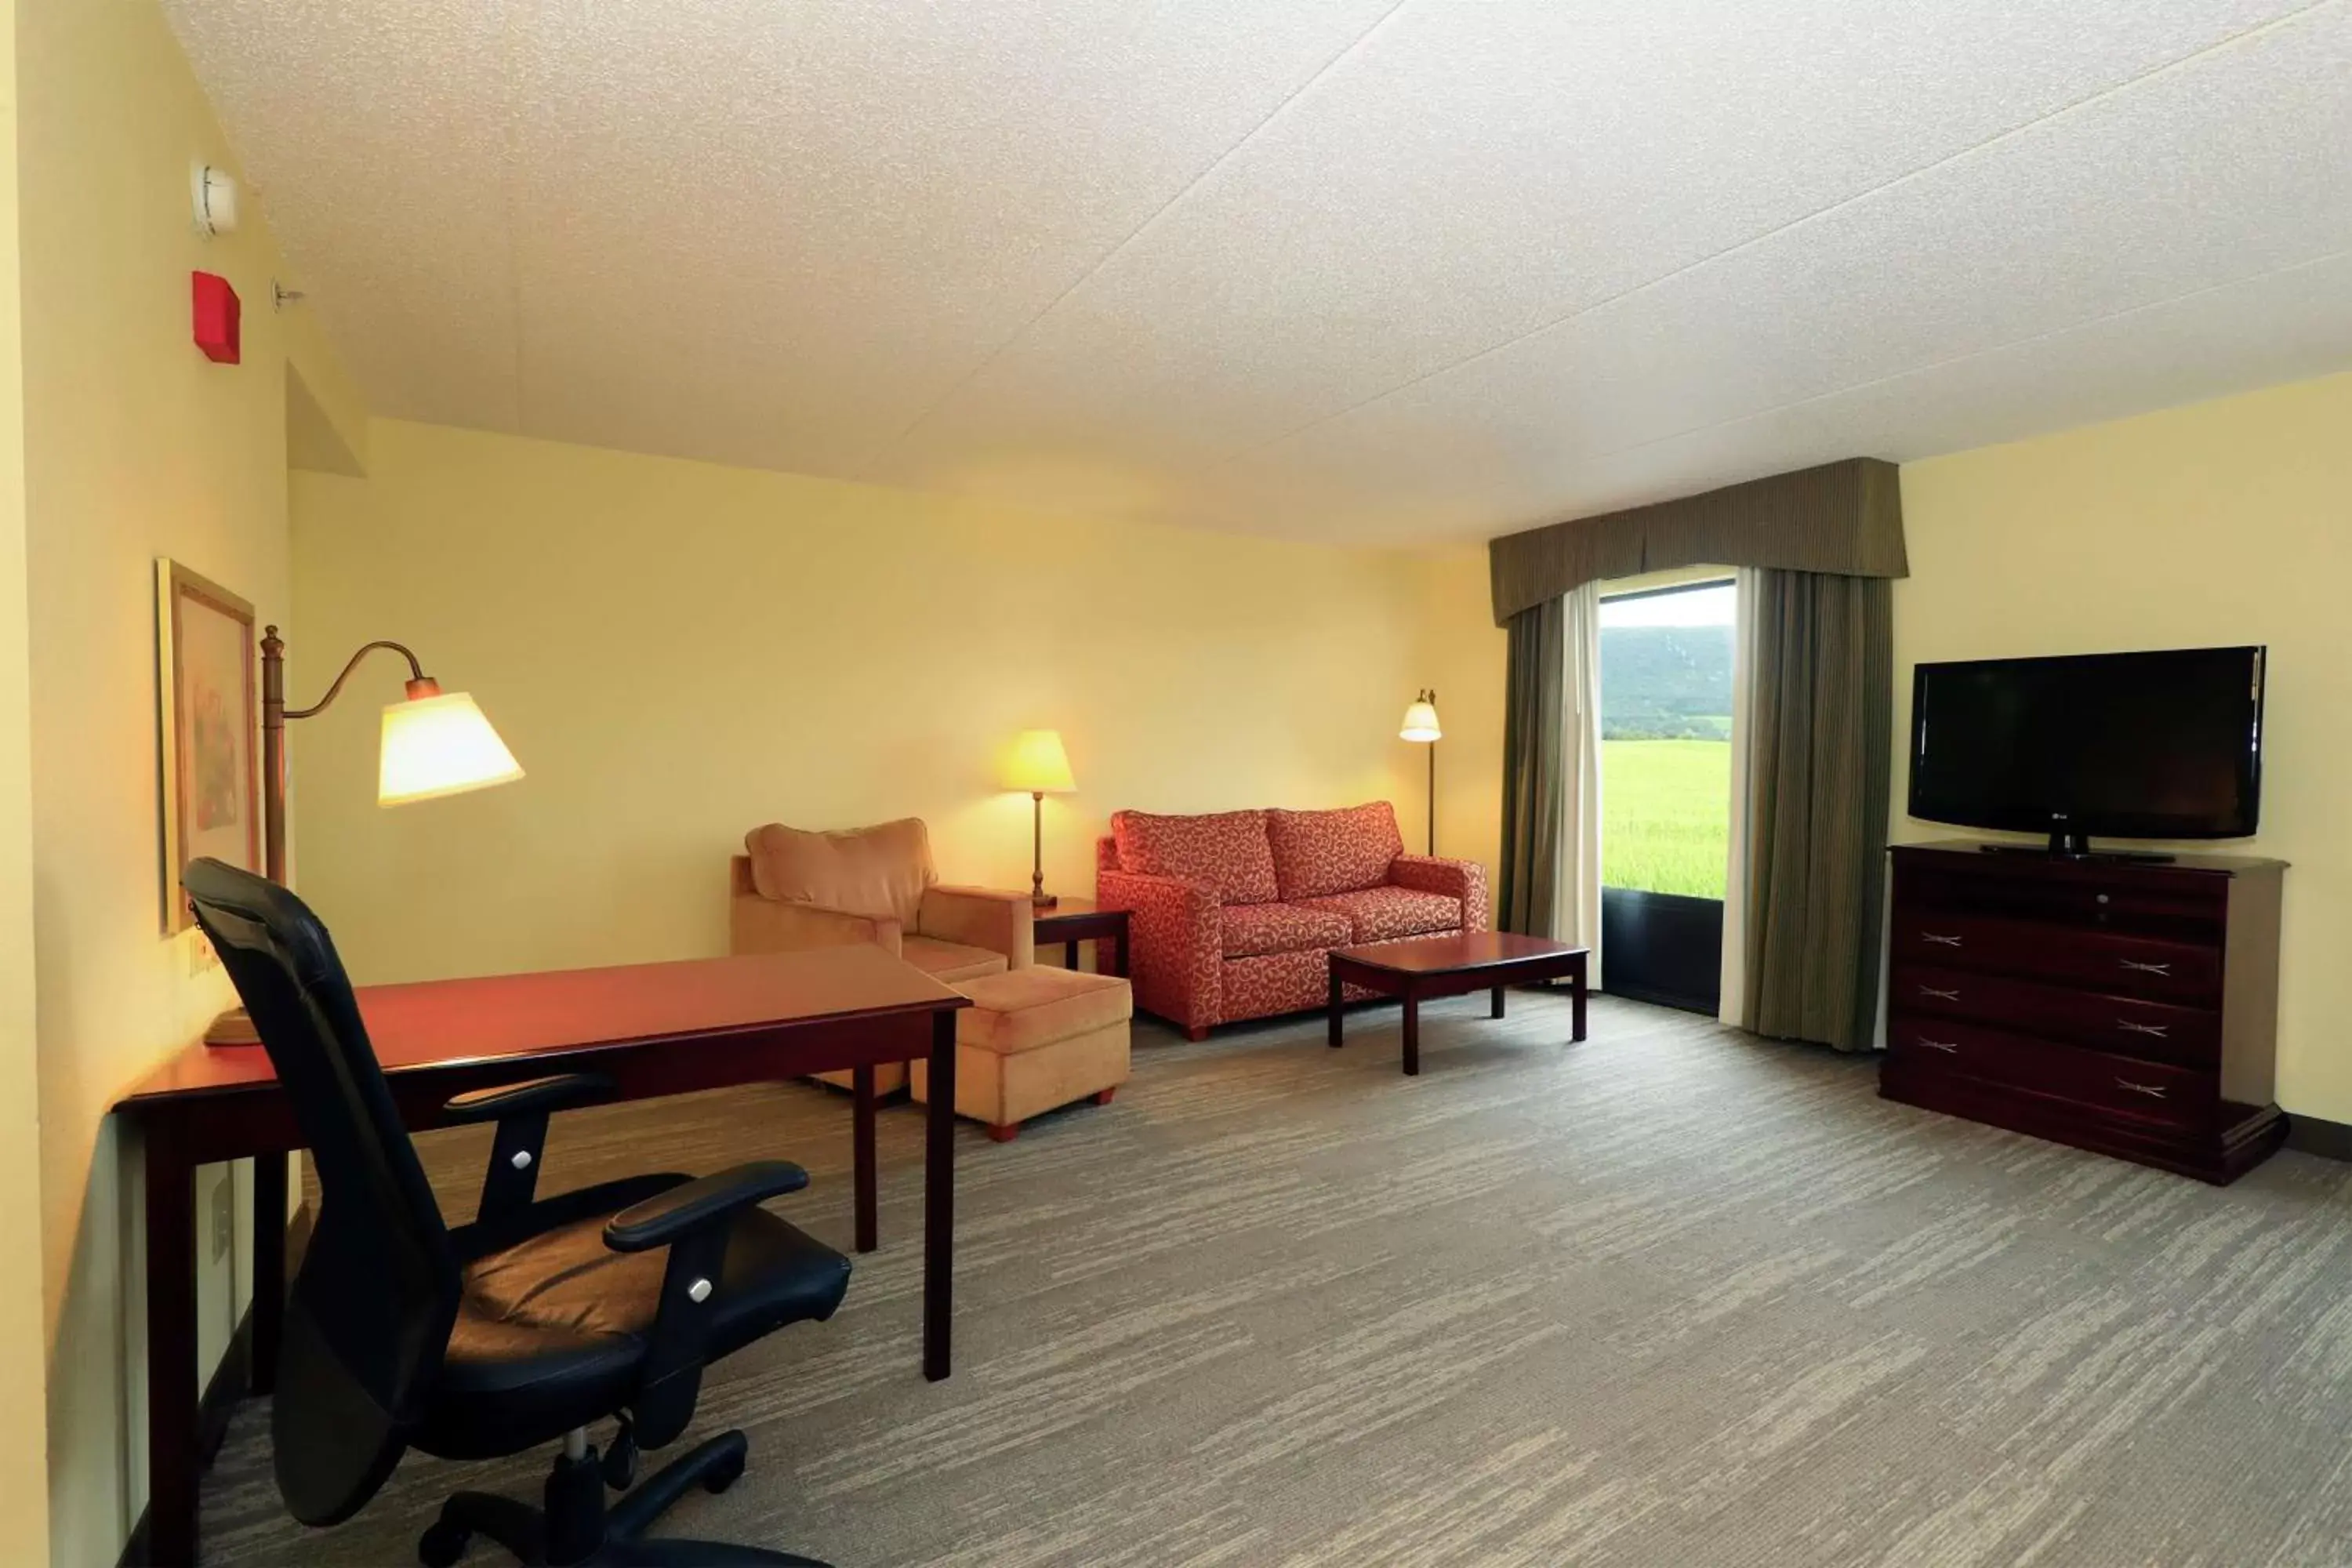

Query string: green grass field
1602 739 1730 899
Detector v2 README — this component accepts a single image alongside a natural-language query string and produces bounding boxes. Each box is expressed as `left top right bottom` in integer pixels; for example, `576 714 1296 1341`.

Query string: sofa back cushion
744 817 936 925
1267 802 1404 899
1111 809 1279 905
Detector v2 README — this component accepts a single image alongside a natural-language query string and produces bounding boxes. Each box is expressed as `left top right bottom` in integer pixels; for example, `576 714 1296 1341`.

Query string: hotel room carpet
199 989 2352 1566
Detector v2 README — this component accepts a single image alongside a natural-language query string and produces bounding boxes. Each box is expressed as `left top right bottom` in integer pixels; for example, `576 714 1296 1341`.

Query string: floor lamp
1400 690 1442 855
218 622 522 1397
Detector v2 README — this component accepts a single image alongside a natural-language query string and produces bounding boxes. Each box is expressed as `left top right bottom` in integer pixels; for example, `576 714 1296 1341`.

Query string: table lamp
1400 689 1441 855
205 626 522 1044
1001 728 1076 908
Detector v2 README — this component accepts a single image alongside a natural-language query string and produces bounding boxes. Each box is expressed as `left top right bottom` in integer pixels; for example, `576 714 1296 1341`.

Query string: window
1599 579 1734 899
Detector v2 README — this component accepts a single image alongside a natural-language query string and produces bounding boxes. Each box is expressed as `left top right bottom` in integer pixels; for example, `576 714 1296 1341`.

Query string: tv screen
1908 646 2264 844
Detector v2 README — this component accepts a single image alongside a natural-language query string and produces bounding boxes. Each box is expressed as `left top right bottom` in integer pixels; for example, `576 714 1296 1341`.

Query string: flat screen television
1907 645 2264 857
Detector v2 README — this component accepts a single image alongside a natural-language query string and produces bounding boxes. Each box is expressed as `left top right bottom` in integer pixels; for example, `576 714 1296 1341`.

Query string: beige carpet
199 989 2352 1566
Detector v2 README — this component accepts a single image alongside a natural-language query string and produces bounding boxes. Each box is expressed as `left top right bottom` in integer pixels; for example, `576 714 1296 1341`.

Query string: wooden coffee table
1327 932 1590 1076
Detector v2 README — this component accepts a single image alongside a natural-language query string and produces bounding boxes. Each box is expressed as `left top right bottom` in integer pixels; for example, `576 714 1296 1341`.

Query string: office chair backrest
183 858 461 1527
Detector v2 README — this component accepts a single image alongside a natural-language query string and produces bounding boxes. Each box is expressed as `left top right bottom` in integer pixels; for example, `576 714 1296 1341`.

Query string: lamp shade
1399 695 1443 743
1001 728 1076 793
378 691 524 806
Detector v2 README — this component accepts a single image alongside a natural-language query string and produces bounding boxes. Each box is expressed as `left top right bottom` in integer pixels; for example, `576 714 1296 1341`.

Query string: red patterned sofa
1096 801 1491 1039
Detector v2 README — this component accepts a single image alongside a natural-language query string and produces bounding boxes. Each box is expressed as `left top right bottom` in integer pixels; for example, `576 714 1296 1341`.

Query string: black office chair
183 857 851 1567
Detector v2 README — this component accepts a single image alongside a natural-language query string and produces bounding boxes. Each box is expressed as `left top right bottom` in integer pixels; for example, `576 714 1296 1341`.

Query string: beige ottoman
909 966 1131 1142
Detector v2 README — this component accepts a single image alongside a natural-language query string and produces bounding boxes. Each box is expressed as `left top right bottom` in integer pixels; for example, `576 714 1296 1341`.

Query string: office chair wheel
416 1519 470 1568
702 1452 746 1495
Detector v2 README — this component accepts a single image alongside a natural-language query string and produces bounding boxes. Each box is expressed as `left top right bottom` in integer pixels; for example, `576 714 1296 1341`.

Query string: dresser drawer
1893 913 2220 1004
1893 963 2219 1067
1887 1014 2211 1129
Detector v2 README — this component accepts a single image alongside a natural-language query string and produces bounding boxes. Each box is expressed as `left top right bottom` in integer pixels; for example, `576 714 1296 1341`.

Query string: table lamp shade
1002 728 1076 794
1399 694 1443 742
378 691 524 806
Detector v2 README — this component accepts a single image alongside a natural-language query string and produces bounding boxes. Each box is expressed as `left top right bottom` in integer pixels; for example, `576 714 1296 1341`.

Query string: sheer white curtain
1719 567 1762 1026
1558 581 1604 986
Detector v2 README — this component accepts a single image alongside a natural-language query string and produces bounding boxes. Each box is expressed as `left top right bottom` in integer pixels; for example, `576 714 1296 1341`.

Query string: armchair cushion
1295 885 1461 943
1111 809 1279 905
1221 901 1353 958
730 891 902 957
743 817 935 924
902 935 1009 985
1266 803 1404 898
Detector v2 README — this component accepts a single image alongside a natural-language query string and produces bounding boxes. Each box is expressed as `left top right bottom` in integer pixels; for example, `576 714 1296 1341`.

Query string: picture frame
157 559 260 933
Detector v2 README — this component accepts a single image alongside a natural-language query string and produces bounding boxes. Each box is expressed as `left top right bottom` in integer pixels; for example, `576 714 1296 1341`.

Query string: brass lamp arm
283 637 438 720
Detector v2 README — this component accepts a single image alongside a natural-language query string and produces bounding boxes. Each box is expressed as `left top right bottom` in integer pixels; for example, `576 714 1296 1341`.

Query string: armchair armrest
604 1160 811 1253
1097 869 1222 1033
441 1072 614 1124
917 884 1035 968
731 893 902 956
602 1159 824 1447
1388 854 1493 933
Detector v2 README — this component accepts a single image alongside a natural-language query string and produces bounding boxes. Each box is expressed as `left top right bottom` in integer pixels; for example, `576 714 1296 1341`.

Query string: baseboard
2285 1114 2352 1163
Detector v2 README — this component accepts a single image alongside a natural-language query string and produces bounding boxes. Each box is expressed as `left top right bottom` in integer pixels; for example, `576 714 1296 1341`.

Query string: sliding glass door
1598 579 1734 1013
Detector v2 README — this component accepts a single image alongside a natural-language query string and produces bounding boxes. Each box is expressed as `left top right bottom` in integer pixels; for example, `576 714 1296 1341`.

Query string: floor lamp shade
1401 689 1441 854
378 691 524 805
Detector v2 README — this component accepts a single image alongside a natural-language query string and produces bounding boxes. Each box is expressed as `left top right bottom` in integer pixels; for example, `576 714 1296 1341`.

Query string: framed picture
157 559 260 933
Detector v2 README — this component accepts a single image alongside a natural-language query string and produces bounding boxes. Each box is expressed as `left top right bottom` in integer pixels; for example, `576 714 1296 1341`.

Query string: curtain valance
1486 457 1906 626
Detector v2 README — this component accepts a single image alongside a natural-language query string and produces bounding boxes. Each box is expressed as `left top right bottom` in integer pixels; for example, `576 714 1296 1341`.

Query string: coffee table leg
1572 956 1588 1042
1327 966 1344 1048
1491 985 1505 1019
1403 992 1420 1076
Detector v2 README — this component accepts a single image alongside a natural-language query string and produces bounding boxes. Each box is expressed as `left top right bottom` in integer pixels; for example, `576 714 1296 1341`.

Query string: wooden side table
1032 896 1130 978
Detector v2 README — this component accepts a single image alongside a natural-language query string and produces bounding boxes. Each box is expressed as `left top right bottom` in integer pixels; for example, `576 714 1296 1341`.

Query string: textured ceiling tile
162 0 2352 545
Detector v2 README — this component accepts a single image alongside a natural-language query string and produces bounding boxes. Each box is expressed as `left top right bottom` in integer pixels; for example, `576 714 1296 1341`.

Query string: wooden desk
112 945 967 1567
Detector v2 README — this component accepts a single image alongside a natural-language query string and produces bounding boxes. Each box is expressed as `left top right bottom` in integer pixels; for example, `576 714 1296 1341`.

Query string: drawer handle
2116 1079 2168 1098
2118 959 2172 976
1915 1038 1960 1054
2116 1019 2170 1039
1917 985 1960 1001
1920 932 1963 947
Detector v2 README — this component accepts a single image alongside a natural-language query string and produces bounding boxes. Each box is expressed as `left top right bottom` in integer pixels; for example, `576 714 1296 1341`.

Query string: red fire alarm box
191 271 240 364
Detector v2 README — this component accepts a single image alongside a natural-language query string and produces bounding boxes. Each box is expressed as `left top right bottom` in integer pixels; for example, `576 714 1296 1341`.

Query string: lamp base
205 1006 263 1047
1030 892 1059 909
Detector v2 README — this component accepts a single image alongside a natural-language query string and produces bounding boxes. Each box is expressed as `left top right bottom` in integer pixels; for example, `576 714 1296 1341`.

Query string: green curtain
1498 598 1565 937
1744 569 1892 1051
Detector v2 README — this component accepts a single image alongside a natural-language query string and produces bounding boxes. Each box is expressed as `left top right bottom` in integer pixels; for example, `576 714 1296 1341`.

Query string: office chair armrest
602 1160 811 1253
441 1072 615 1124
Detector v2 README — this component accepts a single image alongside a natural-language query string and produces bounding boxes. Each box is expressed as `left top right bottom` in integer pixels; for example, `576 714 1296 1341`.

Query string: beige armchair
731 816 1033 1091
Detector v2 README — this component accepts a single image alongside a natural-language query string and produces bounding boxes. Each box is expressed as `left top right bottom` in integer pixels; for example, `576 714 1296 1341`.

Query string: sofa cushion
1266 803 1404 899
744 818 935 925
1295 885 1461 943
956 967 1133 1055
1220 901 1353 959
902 935 1008 985
1112 809 1279 906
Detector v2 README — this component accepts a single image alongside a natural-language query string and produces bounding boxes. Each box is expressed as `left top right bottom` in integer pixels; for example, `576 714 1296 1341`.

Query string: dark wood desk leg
249 1151 288 1393
145 1118 200 1567
852 1065 878 1254
1327 967 1344 1048
924 1007 956 1381
1572 958 1588 1042
1112 926 1129 978
1403 991 1421 1076
1491 986 1506 1019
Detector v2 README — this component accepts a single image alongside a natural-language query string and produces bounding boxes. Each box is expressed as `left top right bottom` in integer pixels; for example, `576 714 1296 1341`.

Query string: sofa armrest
1098 869 1222 1033
731 893 903 956
918 885 1036 968
1388 855 1493 933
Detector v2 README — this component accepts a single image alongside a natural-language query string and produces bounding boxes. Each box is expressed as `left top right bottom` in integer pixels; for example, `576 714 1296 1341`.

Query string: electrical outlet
209 1174 233 1265
188 929 220 976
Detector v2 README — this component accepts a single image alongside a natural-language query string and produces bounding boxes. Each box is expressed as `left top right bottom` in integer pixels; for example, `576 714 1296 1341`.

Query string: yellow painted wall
0 0 54 1547
14 0 363 1556
292 419 1491 985
1894 371 2352 1120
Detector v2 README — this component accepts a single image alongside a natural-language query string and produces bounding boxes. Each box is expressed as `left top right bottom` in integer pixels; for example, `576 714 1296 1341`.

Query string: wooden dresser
1881 841 2287 1184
